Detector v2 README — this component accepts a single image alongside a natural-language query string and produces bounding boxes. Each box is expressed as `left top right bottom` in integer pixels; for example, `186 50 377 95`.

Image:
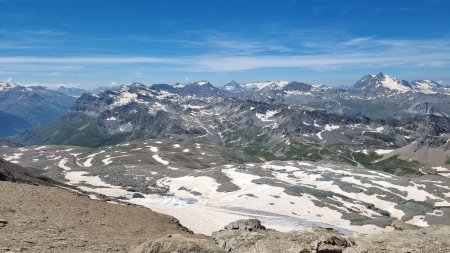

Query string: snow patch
152 154 169 165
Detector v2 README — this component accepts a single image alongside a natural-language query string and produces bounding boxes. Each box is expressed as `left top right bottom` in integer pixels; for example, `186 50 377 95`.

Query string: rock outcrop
212 219 354 253
209 219 450 253
129 234 225 253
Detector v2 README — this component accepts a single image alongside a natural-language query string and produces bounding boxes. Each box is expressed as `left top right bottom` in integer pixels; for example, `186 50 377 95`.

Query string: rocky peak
284 81 313 91
0 81 18 92
193 80 212 86
353 73 411 96
223 80 246 93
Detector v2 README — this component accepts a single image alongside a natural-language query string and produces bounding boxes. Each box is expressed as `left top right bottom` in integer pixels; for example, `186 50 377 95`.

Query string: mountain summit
353 72 411 95
0 82 17 92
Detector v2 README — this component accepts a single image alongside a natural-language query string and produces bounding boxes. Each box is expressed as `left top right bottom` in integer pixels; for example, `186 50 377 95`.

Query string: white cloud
0 38 449 74
23 29 65 35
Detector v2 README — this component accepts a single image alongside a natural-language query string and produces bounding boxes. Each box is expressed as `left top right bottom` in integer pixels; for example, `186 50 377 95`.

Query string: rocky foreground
1 181 449 253
0 181 205 252
133 219 450 253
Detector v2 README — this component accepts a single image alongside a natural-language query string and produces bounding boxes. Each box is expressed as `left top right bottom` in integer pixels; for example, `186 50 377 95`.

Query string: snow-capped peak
193 80 210 86
353 72 411 93
0 82 17 92
411 80 441 89
375 73 410 93
409 80 442 94
173 82 185 88
242 81 289 91
223 80 244 91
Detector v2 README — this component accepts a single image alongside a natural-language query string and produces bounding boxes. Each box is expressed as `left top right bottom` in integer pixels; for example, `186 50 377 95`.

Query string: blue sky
1 0 450 88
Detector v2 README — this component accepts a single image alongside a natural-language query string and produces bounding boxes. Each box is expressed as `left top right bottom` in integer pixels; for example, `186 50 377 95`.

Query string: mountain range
4 72 450 142
0 82 77 137
11 73 450 177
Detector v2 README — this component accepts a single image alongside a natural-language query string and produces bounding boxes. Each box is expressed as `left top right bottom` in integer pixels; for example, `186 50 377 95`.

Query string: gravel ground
0 181 208 253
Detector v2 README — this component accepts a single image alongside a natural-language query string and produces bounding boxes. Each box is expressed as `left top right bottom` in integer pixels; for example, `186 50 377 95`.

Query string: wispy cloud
23 29 65 35
1 42 450 73
0 56 175 64
1 27 450 84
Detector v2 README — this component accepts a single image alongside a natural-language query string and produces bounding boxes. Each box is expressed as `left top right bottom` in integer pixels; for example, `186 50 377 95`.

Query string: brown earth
0 181 208 253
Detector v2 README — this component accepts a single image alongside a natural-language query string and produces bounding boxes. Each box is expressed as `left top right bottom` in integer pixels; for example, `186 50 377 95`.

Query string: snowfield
2 142 449 237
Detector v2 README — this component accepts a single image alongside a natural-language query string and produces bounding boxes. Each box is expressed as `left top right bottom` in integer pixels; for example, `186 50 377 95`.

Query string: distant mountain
0 82 76 136
55 85 113 97
151 80 225 97
9 82 412 147
56 86 88 97
353 72 412 96
89 86 112 94
223 80 246 94
409 80 443 94
0 111 31 137
0 82 16 92
352 72 449 98
16 84 212 147
242 80 290 91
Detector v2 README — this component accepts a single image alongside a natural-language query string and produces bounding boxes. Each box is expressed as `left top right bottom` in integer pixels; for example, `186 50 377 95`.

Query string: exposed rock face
212 219 354 253
129 234 225 253
211 219 450 253
0 158 59 186
407 101 445 116
212 219 266 251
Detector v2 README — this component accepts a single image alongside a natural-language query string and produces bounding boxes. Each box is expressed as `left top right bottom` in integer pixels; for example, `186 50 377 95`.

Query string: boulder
132 192 145 198
0 219 7 227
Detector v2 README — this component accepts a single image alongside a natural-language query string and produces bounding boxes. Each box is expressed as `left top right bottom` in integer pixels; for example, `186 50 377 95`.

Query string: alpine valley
2 73 450 251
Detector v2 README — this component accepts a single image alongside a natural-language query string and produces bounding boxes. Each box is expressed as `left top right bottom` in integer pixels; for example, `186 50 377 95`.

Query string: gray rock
212 219 450 253
213 219 353 253
132 192 145 198
0 219 7 227
391 218 420 231
212 219 266 251
129 234 225 253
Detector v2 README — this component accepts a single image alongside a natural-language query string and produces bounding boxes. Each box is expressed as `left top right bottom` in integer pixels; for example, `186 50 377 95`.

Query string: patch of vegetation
282 143 322 161
352 151 381 166
368 155 422 177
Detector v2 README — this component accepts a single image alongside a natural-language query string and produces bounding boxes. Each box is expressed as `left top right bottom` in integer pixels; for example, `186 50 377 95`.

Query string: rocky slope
0 158 58 186
0 181 203 253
